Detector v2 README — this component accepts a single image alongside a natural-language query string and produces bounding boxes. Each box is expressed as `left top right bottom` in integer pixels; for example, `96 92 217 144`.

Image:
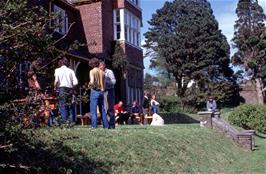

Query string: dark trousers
58 87 75 124
116 113 129 125
105 88 115 128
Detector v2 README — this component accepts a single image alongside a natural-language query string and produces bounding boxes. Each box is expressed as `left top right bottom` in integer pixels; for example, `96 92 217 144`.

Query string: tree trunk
256 78 264 104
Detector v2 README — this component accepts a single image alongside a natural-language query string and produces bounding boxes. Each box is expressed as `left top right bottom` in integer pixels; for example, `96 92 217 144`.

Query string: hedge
228 104 266 133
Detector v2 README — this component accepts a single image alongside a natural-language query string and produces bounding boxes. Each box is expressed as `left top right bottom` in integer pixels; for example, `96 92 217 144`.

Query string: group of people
53 57 116 128
53 57 161 129
28 56 220 128
112 94 160 125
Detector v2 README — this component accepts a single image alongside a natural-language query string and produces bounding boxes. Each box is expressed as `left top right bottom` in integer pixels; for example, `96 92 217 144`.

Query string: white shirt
54 65 78 88
151 99 159 106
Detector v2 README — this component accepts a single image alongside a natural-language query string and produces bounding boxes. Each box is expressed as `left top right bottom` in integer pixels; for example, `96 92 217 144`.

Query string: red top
114 104 123 113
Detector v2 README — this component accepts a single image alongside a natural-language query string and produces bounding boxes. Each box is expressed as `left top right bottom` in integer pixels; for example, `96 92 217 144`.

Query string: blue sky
141 0 266 74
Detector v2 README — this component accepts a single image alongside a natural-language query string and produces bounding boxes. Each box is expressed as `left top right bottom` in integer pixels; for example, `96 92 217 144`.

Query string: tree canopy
232 0 266 77
144 0 238 107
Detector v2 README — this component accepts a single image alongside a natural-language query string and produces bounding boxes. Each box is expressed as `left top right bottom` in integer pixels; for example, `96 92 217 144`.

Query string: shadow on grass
160 113 200 124
255 133 266 139
0 131 111 174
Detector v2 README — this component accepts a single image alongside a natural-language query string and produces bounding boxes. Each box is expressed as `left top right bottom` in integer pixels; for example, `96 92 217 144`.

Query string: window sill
116 39 142 51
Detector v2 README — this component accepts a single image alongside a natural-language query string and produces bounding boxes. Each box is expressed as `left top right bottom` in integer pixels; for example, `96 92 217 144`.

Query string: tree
0 1 81 172
232 0 266 77
112 41 128 79
144 0 237 107
0 0 59 100
144 73 154 90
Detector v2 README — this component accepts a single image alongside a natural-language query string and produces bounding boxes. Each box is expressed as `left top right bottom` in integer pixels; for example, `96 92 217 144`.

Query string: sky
140 0 266 75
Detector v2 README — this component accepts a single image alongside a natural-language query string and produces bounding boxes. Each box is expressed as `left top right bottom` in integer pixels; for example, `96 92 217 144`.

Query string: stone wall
240 79 264 104
159 113 199 124
198 112 255 151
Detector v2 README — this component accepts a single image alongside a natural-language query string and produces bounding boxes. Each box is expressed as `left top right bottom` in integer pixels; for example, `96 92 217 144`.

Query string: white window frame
113 9 141 47
53 4 68 34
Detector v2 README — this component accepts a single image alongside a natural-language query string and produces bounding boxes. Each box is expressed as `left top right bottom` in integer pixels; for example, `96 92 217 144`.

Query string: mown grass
32 124 263 174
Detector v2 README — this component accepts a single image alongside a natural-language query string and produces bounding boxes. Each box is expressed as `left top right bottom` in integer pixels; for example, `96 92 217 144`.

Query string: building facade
31 0 144 105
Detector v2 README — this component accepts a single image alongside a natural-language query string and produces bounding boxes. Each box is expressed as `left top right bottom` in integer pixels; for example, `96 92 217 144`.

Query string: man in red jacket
114 101 128 125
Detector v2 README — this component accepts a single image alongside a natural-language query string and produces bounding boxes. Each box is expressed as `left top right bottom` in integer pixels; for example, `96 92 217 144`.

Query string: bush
228 104 266 133
157 96 195 113
158 96 181 112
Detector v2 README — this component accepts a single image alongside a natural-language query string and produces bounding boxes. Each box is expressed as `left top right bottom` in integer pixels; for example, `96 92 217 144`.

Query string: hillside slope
35 124 253 174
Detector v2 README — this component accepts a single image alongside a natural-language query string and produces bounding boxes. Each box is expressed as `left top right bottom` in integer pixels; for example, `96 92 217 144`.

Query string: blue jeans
151 106 158 114
106 88 115 128
58 87 75 124
48 110 57 126
90 90 109 128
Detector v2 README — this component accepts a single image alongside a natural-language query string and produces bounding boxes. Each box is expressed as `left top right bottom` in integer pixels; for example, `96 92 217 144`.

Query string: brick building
32 0 144 105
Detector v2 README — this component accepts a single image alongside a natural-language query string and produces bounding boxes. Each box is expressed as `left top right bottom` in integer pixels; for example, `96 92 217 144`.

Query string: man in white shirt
99 61 116 129
54 57 78 126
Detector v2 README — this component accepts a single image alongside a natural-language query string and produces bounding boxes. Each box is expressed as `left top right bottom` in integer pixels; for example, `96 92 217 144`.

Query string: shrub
228 104 266 133
157 96 195 113
158 95 181 112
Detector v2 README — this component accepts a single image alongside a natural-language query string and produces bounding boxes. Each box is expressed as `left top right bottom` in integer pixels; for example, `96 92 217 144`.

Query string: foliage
232 0 266 77
183 80 241 109
112 41 128 79
228 104 266 133
144 0 237 107
0 0 59 101
0 1 83 173
158 95 182 112
144 73 155 90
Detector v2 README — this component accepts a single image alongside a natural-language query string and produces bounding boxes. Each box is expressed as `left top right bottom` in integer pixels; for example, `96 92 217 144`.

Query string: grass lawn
30 124 266 174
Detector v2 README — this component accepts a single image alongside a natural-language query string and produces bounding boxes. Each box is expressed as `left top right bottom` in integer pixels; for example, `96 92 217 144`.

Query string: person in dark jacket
128 100 143 124
142 92 149 116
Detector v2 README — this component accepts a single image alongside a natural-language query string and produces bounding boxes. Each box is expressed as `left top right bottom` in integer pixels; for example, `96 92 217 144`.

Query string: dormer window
53 4 68 34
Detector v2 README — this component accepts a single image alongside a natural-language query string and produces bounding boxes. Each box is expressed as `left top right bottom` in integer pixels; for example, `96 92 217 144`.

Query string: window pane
116 10 120 22
124 11 127 24
137 32 140 46
125 25 128 40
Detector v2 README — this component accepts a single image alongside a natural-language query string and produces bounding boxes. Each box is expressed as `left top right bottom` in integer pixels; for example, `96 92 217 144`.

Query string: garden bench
76 113 90 126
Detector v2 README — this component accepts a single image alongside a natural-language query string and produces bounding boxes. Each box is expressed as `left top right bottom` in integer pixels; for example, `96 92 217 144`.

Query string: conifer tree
232 0 266 73
144 0 238 107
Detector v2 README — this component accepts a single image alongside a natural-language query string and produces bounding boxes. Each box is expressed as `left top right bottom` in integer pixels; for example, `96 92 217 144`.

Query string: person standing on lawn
99 61 116 129
88 58 109 129
54 57 78 126
150 94 160 114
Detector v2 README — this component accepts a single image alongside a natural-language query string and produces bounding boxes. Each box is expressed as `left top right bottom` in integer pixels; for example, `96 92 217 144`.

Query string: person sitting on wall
206 96 217 112
114 101 128 125
128 100 143 124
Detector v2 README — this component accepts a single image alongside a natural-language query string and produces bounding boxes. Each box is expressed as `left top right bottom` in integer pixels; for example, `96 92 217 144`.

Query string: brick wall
76 2 104 55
